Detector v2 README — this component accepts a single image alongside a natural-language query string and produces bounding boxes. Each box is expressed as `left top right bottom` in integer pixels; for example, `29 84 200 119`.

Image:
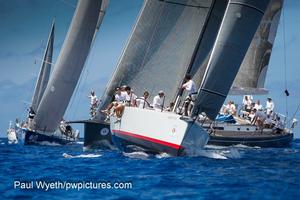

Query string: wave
196 150 228 159
123 151 150 159
62 153 101 158
38 141 62 146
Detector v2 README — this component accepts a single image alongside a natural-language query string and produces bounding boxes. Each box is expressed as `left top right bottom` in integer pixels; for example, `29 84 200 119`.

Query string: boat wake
123 151 150 159
38 141 62 146
155 152 171 159
62 153 101 158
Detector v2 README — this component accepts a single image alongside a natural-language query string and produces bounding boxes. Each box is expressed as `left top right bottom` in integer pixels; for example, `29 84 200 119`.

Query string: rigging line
59 0 76 8
159 0 211 9
286 102 300 124
282 1 288 118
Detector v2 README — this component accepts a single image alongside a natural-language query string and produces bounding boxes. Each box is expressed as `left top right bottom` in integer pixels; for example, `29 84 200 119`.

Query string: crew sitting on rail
124 86 137 107
222 100 237 116
101 87 126 115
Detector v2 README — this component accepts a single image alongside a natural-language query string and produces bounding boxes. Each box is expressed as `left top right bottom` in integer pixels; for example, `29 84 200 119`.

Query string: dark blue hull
208 133 294 148
24 129 76 145
83 120 113 149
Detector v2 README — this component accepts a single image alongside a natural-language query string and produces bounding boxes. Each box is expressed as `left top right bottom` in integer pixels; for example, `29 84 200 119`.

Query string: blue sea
1 138 300 200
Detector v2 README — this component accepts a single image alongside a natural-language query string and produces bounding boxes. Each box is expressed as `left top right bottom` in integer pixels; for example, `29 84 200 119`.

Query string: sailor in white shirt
136 91 151 109
254 100 263 111
152 90 165 111
124 86 137 106
88 91 98 106
88 91 98 118
114 88 127 103
266 97 274 115
242 95 252 112
182 75 197 96
182 75 197 116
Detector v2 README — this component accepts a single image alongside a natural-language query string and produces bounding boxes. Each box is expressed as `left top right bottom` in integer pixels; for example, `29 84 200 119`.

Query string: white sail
34 0 106 132
230 0 283 95
31 20 55 112
192 0 271 120
99 0 215 115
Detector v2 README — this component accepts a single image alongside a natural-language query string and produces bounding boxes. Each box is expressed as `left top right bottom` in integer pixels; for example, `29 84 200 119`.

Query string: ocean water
1 138 300 200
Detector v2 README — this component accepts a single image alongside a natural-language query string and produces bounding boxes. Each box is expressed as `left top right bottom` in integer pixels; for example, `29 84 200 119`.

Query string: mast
31 20 55 112
34 0 104 132
192 0 271 120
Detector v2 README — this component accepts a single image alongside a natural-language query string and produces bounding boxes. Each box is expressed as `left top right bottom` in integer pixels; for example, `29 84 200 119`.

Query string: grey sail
31 21 55 112
192 0 271 120
34 0 104 132
230 0 283 95
99 0 215 115
175 0 228 102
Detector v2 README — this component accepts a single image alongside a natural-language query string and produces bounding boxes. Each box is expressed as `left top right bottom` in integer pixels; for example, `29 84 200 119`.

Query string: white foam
196 150 228 159
123 151 149 159
39 141 61 146
62 153 101 158
76 141 84 145
155 152 171 159
232 144 260 149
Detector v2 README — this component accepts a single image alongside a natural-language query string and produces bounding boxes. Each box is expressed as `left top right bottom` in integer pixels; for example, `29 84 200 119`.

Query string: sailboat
108 0 271 155
21 0 105 145
7 121 18 144
82 0 228 149
204 0 296 147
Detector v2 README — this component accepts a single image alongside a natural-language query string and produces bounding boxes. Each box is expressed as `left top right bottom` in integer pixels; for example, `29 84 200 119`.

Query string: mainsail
99 0 215 113
31 20 55 112
34 0 105 132
230 0 283 95
192 0 271 120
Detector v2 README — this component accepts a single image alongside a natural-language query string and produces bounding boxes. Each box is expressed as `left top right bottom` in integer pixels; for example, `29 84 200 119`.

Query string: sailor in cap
152 90 165 111
266 97 274 115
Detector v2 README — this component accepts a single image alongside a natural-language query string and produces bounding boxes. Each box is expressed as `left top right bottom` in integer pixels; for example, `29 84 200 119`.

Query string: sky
0 0 300 138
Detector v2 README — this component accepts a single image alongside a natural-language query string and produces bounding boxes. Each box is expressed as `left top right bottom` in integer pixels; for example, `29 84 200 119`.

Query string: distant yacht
19 0 107 145
7 121 18 144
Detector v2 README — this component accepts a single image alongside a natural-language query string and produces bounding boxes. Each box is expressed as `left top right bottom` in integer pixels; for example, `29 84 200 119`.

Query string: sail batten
34 0 106 132
192 0 271 120
31 20 55 112
99 0 215 117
